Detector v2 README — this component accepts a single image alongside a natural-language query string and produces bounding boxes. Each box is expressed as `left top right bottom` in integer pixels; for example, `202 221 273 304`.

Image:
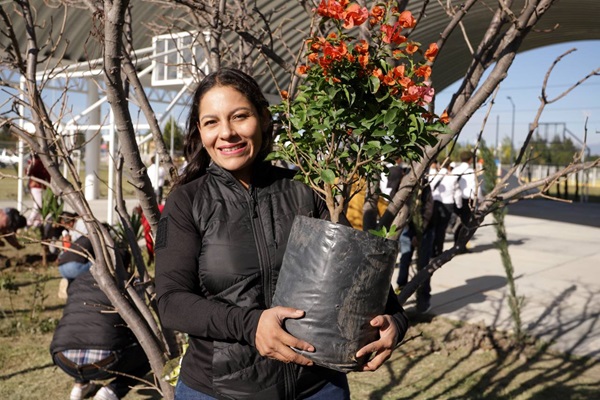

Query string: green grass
0 165 136 201
0 243 158 400
1 243 599 399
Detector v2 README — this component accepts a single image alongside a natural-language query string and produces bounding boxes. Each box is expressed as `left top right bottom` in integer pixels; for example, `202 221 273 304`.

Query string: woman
155 68 408 400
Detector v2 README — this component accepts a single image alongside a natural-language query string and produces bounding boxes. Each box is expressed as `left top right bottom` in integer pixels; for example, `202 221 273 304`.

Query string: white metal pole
107 109 116 224
85 80 101 200
17 76 26 213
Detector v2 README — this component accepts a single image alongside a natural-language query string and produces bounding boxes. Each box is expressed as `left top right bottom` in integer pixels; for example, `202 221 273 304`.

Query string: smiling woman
197 86 267 187
154 68 408 400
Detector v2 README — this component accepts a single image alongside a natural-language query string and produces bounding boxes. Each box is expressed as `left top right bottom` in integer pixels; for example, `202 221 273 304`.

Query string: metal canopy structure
2 1 599 94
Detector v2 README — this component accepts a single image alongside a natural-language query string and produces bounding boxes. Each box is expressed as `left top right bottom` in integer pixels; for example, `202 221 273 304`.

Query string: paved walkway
3 197 599 359
406 199 600 359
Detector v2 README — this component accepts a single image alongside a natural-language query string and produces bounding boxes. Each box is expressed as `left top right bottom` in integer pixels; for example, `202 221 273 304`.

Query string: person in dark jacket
396 175 435 313
50 271 150 400
155 68 409 400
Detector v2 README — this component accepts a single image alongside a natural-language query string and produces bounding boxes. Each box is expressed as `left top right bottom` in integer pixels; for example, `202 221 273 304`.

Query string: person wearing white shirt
147 155 166 204
429 162 458 257
453 151 483 253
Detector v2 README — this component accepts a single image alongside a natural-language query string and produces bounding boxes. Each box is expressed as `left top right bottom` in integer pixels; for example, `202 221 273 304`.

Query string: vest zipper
248 184 295 398
248 186 273 308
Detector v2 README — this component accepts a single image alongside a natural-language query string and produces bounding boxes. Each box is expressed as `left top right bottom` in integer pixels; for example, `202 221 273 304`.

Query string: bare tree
1 1 598 398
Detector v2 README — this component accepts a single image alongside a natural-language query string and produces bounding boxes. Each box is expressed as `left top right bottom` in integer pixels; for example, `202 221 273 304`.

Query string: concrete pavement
408 199 600 359
3 197 599 359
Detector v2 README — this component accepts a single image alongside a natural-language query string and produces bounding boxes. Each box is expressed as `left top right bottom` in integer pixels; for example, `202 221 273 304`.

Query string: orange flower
323 40 348 61
401 84 434 105
346 53 356 63
338 40 348 57
425 43 439 61
343 4 369 29
397 76 412 88
392 49 403 59
383 70 396 86
391 65 405 80
318 56 333 71
308 53 319 63
327 32 338 40
354 39 369 55
414 65 431 79
381 23 407 45
280 90 289 99
332 76 341 83
297 65 309 75
439 110 450 124
405 42 419 54
370 5 385 22
316 0 345 20
401 85 419 103
398 10 416 29
358 54 369 68
308 37 327 52
372 68 384 80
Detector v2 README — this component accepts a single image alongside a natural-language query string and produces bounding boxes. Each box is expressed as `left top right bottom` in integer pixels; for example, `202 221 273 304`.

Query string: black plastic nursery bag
272 215 398 372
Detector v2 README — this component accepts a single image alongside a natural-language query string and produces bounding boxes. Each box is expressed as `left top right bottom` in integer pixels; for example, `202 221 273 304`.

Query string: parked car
0 148 19 167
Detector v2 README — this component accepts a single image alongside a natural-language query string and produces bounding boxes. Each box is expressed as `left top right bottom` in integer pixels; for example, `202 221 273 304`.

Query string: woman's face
198 85 265 187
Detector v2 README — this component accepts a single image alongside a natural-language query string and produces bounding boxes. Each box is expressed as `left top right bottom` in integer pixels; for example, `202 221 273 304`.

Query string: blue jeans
305 374 350 400
59 261 92 280
175 380 216 400
396 225 433 301
174 373 350 400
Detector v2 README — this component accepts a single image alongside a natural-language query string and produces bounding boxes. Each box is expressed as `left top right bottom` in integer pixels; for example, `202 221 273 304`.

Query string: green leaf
321 169 336 184
368 226 388 238
384 107 398 127
369 75 380 94
387 224 398 238
381 144 395 154
372 129 389 137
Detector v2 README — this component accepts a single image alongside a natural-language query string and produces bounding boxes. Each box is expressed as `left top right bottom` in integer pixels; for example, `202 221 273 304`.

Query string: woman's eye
203 120 216 127
232 113 249 121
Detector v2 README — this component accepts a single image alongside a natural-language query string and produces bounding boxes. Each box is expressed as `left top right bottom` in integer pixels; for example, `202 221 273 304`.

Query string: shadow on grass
349 282 600 399
0 363 54 381
0 303 65 318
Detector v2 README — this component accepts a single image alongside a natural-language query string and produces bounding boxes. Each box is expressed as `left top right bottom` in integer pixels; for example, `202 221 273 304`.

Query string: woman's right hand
255 307 315 366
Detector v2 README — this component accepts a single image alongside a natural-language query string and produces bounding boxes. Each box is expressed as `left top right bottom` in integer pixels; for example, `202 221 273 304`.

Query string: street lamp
507 96 515 165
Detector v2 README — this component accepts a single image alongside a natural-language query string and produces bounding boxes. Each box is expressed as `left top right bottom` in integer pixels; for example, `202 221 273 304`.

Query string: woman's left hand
355 315 399 372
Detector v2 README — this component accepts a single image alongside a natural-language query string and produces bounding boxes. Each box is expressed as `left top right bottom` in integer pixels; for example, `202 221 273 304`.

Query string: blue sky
434 40 600 153
3 40 598 154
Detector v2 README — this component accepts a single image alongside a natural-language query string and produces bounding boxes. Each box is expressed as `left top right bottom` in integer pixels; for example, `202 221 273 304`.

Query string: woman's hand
355 315 399 372
255 306 315 366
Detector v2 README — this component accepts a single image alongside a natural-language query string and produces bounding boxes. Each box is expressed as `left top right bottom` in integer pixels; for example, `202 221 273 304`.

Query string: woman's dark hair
175 68 274 188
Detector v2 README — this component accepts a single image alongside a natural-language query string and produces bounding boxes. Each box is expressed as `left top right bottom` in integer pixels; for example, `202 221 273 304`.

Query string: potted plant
270 0 449 371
